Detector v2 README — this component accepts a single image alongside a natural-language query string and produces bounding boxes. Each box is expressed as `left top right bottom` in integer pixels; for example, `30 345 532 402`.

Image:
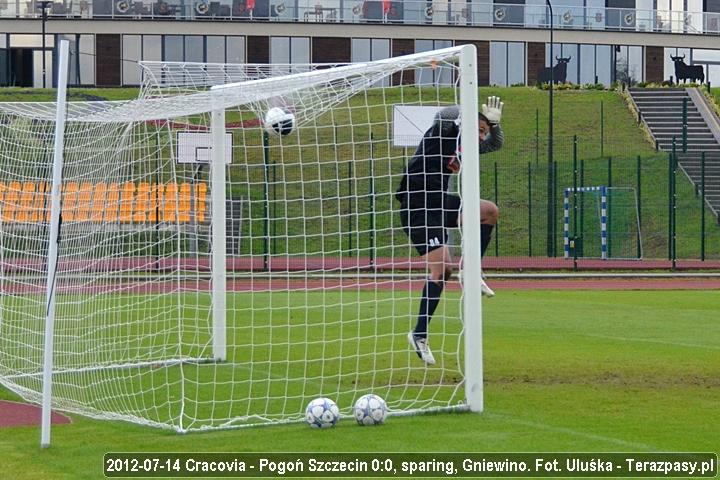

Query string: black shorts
400 195 461 256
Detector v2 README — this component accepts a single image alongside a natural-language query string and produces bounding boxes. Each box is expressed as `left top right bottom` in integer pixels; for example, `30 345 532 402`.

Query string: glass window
524 0 546 28
164 35 184 62
185 36 204 63
79 35 95 85
371 39 390 60
415 39 434 85
123 35 142 85
226 37 245 64
143 35 162 62
554 0 584 28
595 45 612 85
0 35 7 86
33 49 52 88
415 39 453 85
352 38 371 62
628 45 643 83
561 43 578 83
207 37 226 63
691 49 720 62
635 0 653 31
580 44 596 84
59 34 78 85
708 65 720 85
290 37 310 64
507 42 525 85
10 34 55 48
708 0 720 11
490 42 507 86
270 37 290 64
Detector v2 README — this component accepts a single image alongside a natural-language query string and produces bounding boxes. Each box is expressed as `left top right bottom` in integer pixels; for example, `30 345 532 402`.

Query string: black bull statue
670 55 704 84
537 56 571 85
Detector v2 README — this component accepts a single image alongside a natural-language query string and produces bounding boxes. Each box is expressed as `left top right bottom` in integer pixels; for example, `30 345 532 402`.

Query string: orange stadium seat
0 181 208 225
14 182 34 223
119 182 135 223
91 183 107 222
32 182 48 223
178 183 191 223
163 183 178 222
62 182 79 222
2 182 21 223
195 182 207 223
133 183 151 223
75 182 93 222
104 183 120 223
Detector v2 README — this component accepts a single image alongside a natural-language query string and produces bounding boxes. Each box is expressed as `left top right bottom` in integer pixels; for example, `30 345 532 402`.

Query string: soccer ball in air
305 397 340 428
353 394 387 426
264 107 295 136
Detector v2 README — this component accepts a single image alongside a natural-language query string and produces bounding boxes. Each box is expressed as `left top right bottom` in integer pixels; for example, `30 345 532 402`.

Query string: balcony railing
2 0 719 36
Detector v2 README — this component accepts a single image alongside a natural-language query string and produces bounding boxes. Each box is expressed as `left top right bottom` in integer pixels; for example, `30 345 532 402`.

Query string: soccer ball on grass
353 393 387 426
305 397 340 428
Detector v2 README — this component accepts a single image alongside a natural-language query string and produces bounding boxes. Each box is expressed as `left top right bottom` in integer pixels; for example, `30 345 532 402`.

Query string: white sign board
392 105 443 147
176 131 233 164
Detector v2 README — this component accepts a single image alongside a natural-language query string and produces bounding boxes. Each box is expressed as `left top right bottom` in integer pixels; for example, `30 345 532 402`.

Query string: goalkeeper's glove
481 96 504 125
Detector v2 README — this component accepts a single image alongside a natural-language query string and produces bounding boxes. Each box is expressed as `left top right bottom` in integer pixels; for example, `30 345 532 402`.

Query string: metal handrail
1 0 720 37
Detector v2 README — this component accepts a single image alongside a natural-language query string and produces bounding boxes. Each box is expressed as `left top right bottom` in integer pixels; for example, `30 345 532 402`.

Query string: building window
579 44 596 84
122 35 141 85
143 35 162 62
226 37 245 64
79 35 95 85
185 36 204 63
491 42 526 86
270 37 310 66
59 34 78 85
351 38 390 62
0 34 8 86
164 36 184 63
207 37 226 63
415 39 452 85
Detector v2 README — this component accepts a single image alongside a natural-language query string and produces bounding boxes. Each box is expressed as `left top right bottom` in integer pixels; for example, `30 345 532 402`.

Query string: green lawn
1 290 718 479
2 85 718 261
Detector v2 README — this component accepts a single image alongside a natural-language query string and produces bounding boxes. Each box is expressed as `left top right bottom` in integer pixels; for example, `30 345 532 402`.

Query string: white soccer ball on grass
305 397 340 428
353 393 387 426
264 107 295 136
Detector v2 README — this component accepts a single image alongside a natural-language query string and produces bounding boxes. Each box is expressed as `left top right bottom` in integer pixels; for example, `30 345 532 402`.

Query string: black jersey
395 106 504 210
395 122 460 209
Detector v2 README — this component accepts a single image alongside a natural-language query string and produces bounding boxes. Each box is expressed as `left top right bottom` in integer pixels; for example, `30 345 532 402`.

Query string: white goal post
0 45 483 444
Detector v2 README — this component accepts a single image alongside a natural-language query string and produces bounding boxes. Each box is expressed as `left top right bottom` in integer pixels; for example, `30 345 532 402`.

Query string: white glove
481 96 504 125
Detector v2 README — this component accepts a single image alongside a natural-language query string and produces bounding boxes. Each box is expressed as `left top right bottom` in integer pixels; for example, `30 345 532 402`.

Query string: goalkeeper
396 97 504 365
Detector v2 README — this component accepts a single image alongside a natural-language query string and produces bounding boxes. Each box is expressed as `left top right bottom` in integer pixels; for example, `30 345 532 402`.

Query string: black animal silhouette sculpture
670 55 704 84
538 56 571 85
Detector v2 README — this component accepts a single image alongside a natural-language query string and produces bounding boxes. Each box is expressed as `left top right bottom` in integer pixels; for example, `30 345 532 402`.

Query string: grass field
2 85 719 261
1 289 718 479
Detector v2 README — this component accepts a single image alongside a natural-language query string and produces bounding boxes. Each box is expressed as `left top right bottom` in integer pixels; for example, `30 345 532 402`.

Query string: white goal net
0 45 483 437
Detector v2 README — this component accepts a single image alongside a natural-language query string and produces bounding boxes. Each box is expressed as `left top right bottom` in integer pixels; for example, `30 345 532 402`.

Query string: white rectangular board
392 105 442 147
176 131 233 164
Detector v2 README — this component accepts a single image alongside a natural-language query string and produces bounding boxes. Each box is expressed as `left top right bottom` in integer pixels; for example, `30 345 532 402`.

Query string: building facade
1 0 719 87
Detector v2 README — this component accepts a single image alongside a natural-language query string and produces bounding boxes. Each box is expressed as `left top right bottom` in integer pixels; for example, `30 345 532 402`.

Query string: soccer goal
0 42 483 445
563 186 642 260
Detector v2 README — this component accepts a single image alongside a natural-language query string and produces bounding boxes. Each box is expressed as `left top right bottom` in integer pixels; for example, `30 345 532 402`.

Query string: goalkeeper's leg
479 199 499 297
408 245 453 365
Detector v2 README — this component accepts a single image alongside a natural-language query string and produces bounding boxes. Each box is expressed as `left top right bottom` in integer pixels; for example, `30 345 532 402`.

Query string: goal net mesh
0 47 473 431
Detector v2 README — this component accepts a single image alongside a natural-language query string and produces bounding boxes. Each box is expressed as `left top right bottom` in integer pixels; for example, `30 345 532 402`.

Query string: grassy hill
0 85 717 262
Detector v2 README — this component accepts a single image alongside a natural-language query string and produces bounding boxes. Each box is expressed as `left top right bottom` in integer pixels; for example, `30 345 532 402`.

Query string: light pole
37 0 53 89
546 0 555 256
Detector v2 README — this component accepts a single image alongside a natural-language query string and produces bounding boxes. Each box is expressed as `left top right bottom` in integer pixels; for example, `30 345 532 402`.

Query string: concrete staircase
629 88 720 222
